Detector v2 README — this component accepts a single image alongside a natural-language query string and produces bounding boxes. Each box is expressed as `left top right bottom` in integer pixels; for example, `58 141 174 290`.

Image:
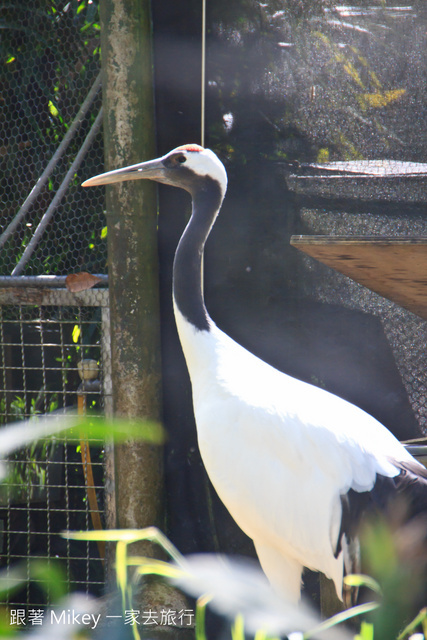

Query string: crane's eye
177 155 186 164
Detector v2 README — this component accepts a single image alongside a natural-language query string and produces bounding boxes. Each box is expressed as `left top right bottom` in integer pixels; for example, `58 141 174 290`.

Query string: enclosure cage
0 288 111 608
286 161 427 436
2 0 427 626
0 2 108 611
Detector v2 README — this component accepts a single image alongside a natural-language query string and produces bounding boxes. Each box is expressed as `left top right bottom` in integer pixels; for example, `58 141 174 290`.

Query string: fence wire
0 2 107 609
0 288 110 608
0 2 105 278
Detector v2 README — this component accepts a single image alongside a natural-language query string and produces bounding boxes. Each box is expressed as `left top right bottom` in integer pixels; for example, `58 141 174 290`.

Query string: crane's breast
174 310 410 575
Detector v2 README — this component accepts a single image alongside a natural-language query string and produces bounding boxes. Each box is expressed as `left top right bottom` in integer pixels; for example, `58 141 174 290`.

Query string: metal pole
0 73 102 250
201 0 206 147
0 275 107 287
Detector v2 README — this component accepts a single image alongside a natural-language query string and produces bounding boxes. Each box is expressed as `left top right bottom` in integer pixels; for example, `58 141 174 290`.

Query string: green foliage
358 515 427 640
0 408 423 639
0 1 100 140
355 621 375 640
63 525 427 640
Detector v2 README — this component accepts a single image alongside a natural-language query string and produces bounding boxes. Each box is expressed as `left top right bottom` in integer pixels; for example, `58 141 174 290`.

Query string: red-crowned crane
83 144 427 604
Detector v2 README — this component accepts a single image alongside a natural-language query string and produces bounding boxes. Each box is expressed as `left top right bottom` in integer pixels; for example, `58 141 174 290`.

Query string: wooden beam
291 236 427 320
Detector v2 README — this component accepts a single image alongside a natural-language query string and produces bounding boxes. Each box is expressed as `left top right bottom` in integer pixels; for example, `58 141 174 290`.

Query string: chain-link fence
0 289 111 609
286 160 427 434
0 1 105 278
0 2 108 610
275 2 427 438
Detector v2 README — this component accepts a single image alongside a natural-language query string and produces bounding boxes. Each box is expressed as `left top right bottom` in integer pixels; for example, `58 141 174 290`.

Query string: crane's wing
181 322 427 597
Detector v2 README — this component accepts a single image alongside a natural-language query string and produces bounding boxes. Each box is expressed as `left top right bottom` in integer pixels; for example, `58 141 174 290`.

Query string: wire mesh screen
287 164 427 438
0 2 104 277
0 287 110 608
294 223 427 433
277 5 427 438
0 1 109 609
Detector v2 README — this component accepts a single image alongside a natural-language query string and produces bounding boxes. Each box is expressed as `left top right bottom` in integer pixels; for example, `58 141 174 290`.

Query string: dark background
150 0 427 578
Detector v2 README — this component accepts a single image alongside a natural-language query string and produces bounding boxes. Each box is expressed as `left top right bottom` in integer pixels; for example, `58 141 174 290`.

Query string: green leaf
354 621 374 640
72 324 81 343
397 607 427 640
344 573 382 595
196 595 211 640
232 614 245 640
304 602 379 639
62 526 184 565
47 100 59 117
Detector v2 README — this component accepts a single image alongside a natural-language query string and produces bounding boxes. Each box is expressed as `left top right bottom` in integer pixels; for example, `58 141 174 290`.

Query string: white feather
180 147 228 196
84 145 422 604
174 305 417 601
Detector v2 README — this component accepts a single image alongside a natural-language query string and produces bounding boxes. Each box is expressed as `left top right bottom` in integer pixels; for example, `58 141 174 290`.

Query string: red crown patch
176 144 204 152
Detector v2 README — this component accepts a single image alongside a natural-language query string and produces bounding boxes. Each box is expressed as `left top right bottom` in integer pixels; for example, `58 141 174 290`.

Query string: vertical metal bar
100 306 113 418
1 307 11 602
58 306 68 413
39 306 52 602
0 307 6 423
17 307 31 603
76 307 92 592
201 0 206 147
5 454 11 604
100 303 116 586
58 307 71 586
39 307 47 415
18 308 28 417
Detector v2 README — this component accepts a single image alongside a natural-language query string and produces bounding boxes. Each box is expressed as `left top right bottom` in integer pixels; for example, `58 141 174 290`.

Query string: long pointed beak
82 157 166 187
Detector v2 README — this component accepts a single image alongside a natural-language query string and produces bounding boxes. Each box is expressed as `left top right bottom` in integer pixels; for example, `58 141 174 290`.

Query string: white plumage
84 144 427 604
175 305 415 601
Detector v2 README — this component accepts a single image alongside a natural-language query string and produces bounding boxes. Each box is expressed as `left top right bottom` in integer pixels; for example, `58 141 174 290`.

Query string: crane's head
82 144 228 198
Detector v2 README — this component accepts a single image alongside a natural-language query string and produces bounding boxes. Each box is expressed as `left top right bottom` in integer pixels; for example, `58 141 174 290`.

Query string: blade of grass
133 559 186 580
354 621 374 640
116 540 128 611
63 527 185 565
67 416 165 445
196 595 212 640
344 574 382 595
231 614 245 640
397 607 427 640
127 583 141 640
303 601 379 639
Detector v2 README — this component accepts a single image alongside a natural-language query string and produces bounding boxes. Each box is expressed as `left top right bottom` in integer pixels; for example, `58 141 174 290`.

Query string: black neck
173 176 224 331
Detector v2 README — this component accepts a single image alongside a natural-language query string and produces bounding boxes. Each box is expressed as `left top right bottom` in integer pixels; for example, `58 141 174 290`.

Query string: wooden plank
290 236 427 320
